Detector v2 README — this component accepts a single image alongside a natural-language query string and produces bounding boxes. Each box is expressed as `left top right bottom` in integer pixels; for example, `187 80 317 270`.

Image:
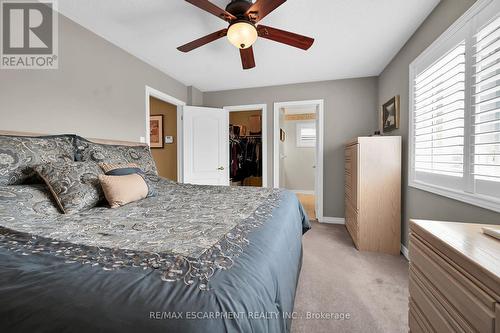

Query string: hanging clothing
229 137 262 182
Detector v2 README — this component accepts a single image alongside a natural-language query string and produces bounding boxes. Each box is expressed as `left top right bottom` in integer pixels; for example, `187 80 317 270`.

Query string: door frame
273 99 324 220
145 85 186 182
223 104 268 187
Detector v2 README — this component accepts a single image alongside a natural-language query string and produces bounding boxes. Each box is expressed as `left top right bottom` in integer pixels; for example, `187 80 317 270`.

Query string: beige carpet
292 221 409 333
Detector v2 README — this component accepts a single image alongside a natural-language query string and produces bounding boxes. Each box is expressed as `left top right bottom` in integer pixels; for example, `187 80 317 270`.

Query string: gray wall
0 13 189 142
188 86 204 106
377 0 500 247
283 119 315 191
204 77 379 218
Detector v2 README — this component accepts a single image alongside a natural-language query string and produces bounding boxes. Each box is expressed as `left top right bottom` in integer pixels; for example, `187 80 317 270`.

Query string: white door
183 106 229 185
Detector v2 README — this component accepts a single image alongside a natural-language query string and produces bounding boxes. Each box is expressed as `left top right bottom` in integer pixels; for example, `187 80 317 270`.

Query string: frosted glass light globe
227 21 258 49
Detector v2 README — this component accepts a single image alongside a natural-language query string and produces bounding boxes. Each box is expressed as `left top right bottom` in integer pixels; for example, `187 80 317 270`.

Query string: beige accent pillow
98 162 140 174
98 173 148 208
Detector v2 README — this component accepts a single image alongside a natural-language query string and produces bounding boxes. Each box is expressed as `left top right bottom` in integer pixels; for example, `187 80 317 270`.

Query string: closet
229 111 262 187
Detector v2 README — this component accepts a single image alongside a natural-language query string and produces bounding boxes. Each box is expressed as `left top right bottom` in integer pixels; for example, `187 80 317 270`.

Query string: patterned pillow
0 135 75 185
75 137 158 175
34 161 104 214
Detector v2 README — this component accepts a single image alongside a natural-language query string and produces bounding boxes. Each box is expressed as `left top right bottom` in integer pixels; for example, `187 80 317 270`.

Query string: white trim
291 190 315 195
410 0 492 68
408 0 500 213
400 244 409 260
145 85 186 182
224 104 268 187
318 217 345 225
274 100 325 221
409 179 500 213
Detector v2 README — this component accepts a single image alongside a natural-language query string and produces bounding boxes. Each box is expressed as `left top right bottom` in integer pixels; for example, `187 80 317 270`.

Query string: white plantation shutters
414 42 466 180
473 16 500 197
296 122 316 147
409 0 500 212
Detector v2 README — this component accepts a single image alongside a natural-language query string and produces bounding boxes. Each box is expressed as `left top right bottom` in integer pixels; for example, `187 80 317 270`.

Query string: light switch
165 136 174 144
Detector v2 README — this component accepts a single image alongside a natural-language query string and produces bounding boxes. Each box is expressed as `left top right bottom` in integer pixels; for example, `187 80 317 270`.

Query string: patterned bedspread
0 178 286 289
0 179 309 333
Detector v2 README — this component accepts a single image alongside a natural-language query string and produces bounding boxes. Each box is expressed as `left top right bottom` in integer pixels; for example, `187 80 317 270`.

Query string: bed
0 132 310 333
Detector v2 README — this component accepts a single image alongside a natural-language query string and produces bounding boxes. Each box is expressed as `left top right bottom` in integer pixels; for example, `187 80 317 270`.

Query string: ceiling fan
177 0 315 70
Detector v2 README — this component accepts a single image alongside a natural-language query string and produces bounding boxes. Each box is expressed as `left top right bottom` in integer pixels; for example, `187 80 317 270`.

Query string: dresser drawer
344 144 358 209
409 267 466 333
345 146 353 160
409 307 426 333
344 183 353 205
410 299 434 333
410 234 496 333
496 303 499 333
345 200 359 247
345 160 352 174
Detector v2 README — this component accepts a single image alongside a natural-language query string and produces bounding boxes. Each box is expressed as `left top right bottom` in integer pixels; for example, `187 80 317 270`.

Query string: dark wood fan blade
185 0 236 22
246 0 286 23
177 29 228 52
257 25 314 50
240 47 256 70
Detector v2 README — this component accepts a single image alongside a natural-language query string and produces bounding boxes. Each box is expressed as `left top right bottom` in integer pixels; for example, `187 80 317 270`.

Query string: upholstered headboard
0 130 146 147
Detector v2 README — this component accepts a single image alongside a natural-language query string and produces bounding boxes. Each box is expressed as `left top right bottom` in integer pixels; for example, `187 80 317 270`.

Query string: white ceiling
57 0 439 92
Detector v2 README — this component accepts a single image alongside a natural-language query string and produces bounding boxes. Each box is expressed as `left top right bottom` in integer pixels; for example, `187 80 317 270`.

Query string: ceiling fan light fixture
227 21 258 49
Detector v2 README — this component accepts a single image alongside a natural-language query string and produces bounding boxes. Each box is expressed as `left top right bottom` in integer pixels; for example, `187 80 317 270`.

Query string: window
409 0 500 212
296 122 316 147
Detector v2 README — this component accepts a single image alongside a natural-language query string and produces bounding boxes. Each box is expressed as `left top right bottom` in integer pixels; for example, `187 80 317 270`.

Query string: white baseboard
292 190 315 195
401 244 409 260
318 216 345 224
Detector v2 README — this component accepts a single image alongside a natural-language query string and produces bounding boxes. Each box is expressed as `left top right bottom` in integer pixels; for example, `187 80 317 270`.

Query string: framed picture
382 96 400 133
280 128 286 142
149 115 164 148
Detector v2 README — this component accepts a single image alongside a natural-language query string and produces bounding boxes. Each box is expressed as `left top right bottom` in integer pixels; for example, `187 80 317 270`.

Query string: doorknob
217 166 225 170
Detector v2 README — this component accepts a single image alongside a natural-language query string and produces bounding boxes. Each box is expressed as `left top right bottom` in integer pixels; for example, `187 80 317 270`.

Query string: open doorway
225 104 268 187
274 100 324 221
145 86 185 182
149 97 178 181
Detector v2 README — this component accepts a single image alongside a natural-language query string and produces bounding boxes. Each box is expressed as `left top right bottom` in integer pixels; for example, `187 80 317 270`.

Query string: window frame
408 0 500 213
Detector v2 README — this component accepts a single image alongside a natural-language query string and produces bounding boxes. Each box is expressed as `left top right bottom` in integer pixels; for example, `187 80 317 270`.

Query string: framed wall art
381 95 400 133
149 114 164 148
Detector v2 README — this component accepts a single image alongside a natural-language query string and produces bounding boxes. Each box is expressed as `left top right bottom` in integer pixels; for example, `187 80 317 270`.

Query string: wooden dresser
409 219 500 333
344 136 401 254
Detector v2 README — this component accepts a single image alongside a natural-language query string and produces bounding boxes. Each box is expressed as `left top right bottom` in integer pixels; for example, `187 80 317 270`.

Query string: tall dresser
409 220 500 333
344 136 401 255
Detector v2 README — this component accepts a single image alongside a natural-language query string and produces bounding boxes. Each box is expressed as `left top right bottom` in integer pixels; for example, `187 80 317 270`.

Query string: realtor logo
1 0 58 69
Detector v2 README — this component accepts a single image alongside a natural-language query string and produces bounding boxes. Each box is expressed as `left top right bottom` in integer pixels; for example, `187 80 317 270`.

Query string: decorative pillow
75 136 158 175
99 173 153 208
0 135 75 185
34 162 104 214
